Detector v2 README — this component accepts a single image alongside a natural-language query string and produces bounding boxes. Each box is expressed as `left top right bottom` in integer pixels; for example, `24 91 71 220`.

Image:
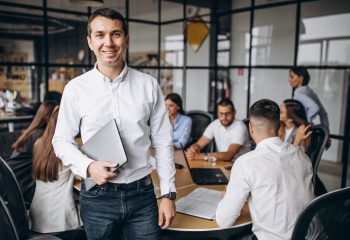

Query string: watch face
169 192 176 200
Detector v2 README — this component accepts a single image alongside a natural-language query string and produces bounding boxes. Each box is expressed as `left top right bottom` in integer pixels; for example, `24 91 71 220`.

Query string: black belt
104 175 152 191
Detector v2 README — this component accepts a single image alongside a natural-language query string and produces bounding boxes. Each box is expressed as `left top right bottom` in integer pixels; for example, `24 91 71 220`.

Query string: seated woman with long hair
30 106 81 233
279 99 312 149
165 93 192 149
11 100 58 157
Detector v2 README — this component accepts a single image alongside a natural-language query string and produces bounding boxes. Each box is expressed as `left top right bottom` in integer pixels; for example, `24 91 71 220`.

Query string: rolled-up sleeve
150 82 176 195
52 84 93 179
216 159 251 228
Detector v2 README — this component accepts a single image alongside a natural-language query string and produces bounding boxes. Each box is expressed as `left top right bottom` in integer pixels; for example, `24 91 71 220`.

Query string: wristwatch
162 192 177 200
203 153 209 161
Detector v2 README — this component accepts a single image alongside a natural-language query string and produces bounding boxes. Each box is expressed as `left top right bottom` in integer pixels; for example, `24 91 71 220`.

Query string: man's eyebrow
111 30 124 34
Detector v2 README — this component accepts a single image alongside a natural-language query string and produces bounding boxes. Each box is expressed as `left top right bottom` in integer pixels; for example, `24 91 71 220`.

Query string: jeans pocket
80 185 106 198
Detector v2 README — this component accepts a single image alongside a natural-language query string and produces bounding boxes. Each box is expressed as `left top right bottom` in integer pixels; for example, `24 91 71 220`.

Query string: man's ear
125 35 130 48
87 36 93 51
249 122 253 135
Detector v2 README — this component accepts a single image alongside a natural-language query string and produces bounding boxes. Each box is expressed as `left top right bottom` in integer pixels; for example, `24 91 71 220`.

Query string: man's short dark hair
290 66 310 86
87 8 128 36
249 99 280 131
218 98 235 112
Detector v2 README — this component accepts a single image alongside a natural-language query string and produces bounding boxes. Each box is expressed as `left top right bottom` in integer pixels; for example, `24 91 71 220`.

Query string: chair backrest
0 131 22 160
291 187 350 240
0 155 28 238
305 125 329 184
6 152 35 207
0 196 19 240
186 110 213 152
242 118 256 150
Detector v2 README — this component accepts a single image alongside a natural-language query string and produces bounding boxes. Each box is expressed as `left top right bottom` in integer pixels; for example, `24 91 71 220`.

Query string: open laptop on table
180 145 228 185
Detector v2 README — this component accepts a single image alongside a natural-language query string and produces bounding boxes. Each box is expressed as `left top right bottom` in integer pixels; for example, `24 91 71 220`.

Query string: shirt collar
92 62 129 83
255 136 283 150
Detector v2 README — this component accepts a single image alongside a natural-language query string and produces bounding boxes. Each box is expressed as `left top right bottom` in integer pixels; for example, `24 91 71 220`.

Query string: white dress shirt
203 119 251 159
52 63 176 195
216 137 314 240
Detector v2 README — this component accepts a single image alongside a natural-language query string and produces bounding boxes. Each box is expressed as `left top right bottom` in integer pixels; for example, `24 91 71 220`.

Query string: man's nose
104 35 114 46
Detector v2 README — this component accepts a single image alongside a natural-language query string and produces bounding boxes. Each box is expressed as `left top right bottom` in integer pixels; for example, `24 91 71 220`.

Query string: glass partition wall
0 0 349 188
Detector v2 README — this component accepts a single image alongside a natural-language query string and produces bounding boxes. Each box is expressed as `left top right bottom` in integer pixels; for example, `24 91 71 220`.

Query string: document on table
175 187 222 220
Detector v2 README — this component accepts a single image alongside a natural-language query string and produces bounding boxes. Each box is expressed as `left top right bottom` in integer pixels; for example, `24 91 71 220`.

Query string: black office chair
0 155 28 238
0 131 22 160
242 118 256 150
186 110 214 152
0 196 61 240
6 152 35 208
305 124 329 197
0 155 86 240
291 187 350 240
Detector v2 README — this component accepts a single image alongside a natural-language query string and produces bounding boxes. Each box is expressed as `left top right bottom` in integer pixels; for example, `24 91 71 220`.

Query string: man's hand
158 198 176 229
186 144 200 160
87 161 118 185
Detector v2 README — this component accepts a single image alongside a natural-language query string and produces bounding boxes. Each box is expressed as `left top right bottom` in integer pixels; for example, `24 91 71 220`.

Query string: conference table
74 150 252 239
153 150 252 239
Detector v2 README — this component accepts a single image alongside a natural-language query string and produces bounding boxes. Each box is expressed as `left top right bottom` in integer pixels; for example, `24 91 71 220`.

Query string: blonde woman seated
30 106 81 233
279 99 312 149
11 100 58 158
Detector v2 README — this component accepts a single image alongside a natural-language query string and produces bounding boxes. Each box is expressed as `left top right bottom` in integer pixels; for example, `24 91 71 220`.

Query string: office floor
318 159 350 192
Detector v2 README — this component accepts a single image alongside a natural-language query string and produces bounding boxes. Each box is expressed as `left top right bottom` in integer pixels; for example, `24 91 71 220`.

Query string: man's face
87 16 129 68
217 105 235 127
288 71 303 88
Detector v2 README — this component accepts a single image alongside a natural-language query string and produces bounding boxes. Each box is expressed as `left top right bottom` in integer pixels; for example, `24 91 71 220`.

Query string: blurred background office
0 0 349 191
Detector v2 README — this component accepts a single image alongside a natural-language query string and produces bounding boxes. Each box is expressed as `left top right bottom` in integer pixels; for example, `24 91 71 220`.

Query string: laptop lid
81 119 128 190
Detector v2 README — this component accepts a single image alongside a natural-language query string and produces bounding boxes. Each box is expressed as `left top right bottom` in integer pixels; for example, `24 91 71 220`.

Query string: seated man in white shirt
216 99 314 240
186 99 251 162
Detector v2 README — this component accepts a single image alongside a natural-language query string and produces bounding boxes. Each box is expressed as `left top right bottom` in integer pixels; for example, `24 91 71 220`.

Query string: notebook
176 187 222 220
80 119 128 190
181 147 228 185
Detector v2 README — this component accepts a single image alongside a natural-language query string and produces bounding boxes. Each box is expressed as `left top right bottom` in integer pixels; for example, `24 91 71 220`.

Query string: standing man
216 99 314 240
186 99 251 162
52 8 176 240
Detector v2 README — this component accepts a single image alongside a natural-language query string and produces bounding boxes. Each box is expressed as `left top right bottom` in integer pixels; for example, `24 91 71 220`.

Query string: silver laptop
80 119 128 190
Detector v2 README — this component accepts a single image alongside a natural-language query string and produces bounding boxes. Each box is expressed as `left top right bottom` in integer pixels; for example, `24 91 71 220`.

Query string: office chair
186 110 214 152
0 196 61 240
242 118 256 150
0 131 22 160
291 187 350 240
0 156 86 240
6 152 35 208
0 155 28 238
305 124 329 196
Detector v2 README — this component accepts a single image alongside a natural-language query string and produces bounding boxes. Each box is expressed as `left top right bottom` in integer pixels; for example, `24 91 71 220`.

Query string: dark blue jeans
80 183 160 240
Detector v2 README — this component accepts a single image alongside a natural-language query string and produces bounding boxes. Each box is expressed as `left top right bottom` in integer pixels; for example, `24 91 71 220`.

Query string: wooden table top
74 149 252 232
153 150 251 231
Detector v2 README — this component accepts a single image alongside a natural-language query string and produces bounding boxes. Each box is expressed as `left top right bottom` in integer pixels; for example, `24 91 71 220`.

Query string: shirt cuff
160 182 176 196
80 157 94 179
